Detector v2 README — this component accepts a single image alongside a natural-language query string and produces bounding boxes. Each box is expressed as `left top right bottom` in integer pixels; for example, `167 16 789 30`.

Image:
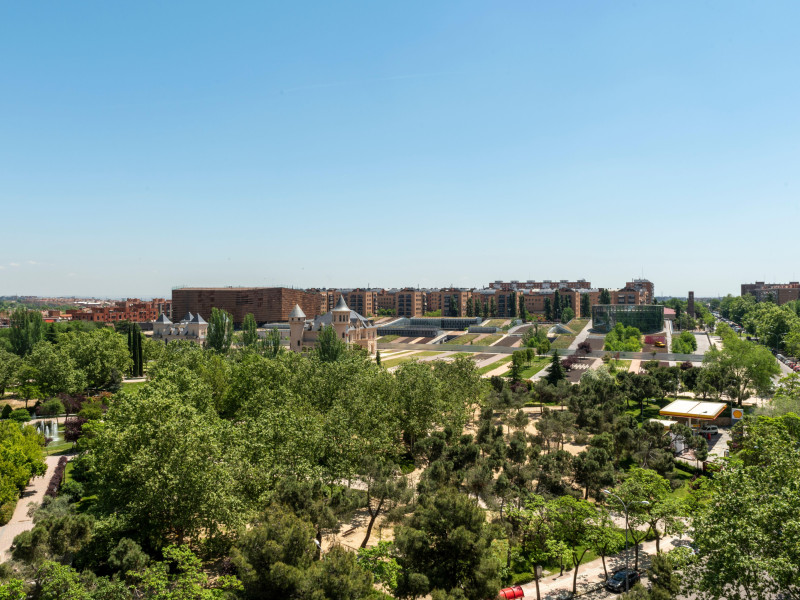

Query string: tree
466 297 474 318
544 298 552 321
357 457 411 547
599 289 611 305
519 295 528 323
0 420 46 508
545 351 566 386
482 300 489 319
242 313 259 348
553 291 561 321
9 308 44 357
573 444 615 500
703 330 779 406
581 294 591 318
59 328 130 391
262 327 283 358
489 298 497 318
395 487 501 600
128 324 144 377
25 342 85 400
316 324 346 362
82 382 243 549
760 373 800 416
616 467 684 554
548 495 598 596
206 307 234 354
230 504 317 599
508 294 517 318
561 307 574 324
0 349 21 396
688 416 800 600
586 507 625 581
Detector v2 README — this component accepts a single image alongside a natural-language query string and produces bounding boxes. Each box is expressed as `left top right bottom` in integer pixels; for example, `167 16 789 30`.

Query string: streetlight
602 490 650 592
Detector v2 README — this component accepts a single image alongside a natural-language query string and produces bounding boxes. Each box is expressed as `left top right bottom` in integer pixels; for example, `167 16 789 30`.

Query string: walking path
0 455 62 561
568 320 593 351
520 534 687 599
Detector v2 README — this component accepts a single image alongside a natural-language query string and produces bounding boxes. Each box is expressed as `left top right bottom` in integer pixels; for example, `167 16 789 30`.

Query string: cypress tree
127 326 134 376
544 298 552 321
136 325 144 376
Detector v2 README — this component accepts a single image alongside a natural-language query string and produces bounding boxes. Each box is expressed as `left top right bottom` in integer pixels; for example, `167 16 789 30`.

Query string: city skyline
3 2 800 298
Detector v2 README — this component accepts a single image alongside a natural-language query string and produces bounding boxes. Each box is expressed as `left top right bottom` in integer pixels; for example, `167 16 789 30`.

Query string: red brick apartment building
67 298 171 323
741 281 800 305
171 287 325 326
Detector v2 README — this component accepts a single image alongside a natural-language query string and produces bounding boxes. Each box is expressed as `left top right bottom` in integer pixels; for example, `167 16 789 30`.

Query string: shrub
60 480 84 503
64 416 88 444
45 457 68 498
9 409 31 423
1 404 11 419
39 399 65 417
0 501 14 525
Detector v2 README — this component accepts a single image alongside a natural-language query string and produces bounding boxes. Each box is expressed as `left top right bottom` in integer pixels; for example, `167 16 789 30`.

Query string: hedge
45 457 68 498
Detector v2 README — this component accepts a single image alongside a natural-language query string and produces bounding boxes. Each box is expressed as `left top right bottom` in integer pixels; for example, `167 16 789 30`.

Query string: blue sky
2 1 799 298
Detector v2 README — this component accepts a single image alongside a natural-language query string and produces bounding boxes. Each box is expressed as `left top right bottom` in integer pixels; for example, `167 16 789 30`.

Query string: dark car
605 569 640 592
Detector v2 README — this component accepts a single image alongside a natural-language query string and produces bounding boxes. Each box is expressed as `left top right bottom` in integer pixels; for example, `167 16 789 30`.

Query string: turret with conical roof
332 295 350 341
289 304 307 352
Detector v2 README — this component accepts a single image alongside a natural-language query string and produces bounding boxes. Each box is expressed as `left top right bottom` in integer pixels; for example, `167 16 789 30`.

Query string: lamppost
602 490 649 592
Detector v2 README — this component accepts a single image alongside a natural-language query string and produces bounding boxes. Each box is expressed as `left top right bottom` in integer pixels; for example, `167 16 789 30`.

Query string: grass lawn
477 356 513 375
445 334 479 345
607 359 632 373
485 319 507 327
517 358 549 379
378 335 400 343
64 460 75 483
476 334 503 346
45 440 75 456
121 381 146 392
566 318 590 334
551 335 576 349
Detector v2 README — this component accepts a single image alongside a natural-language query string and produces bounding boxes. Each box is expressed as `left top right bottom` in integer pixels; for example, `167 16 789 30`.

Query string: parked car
699 424 719 435
605 569 641 592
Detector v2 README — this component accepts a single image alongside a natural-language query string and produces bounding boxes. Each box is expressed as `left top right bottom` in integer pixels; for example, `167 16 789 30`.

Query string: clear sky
2 1 799 299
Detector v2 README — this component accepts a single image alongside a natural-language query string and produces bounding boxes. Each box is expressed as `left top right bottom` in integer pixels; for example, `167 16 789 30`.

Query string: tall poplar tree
242 313 258 347
9 308 44 357
206 308 234 354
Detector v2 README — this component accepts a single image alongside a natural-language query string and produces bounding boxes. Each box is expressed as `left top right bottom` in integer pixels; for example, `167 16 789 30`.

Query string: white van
698 424 718 435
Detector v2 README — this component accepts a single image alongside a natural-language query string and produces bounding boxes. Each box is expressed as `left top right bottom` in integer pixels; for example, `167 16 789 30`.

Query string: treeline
717 294 800 356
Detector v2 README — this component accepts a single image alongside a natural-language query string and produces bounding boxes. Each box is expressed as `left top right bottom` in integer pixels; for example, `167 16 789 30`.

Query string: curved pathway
0 455 62 560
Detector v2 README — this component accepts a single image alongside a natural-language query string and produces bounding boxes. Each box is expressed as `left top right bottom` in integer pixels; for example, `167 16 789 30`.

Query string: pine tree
490 297 497 317
466 297 474 318
544 298 552 321
546 351 566 385
519 295 527 322
599 289 611 304
509 293 517 318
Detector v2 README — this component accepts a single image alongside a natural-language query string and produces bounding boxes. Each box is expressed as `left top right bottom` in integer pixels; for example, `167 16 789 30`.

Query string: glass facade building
591 304 664 333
